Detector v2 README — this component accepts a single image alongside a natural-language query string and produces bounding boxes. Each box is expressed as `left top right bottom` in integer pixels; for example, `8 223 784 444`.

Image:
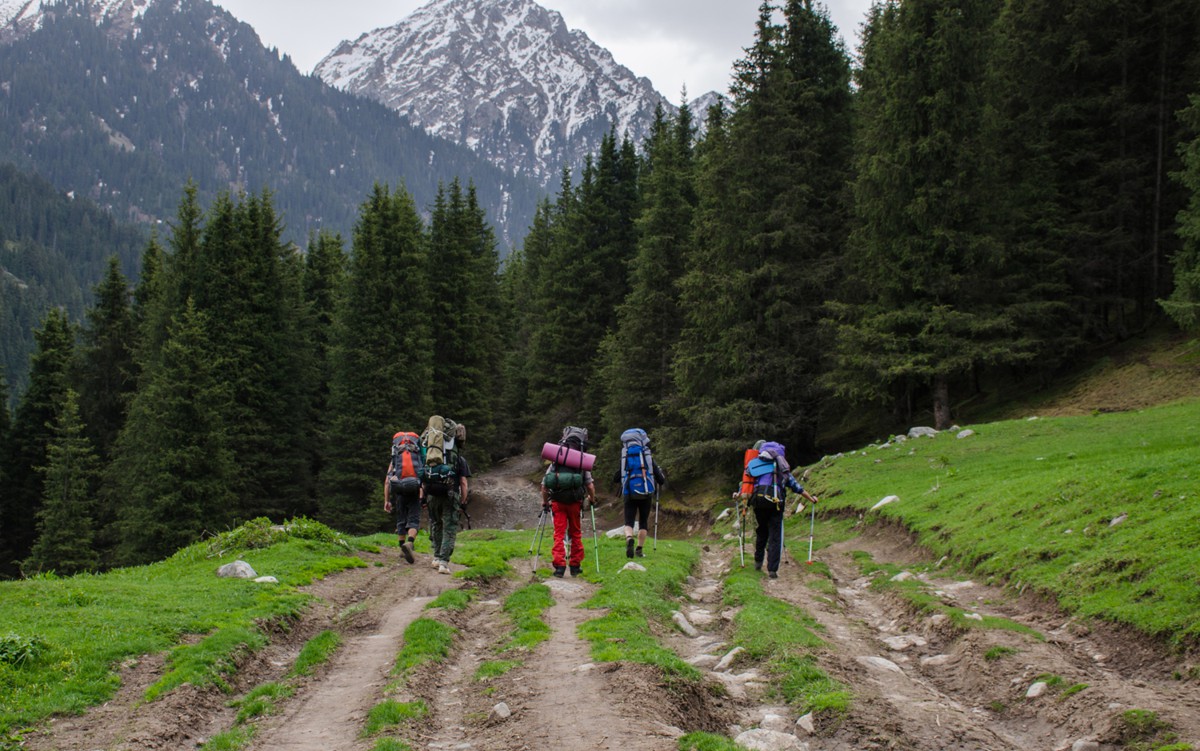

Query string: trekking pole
806 501 816 565
738 496 746 568
528 508 545 554
589 502 600 573
653 489 659 551
532 508 548 573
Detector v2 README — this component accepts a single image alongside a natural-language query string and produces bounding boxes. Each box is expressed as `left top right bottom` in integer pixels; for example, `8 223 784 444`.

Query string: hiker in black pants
746 441 817 578
384 471 422 564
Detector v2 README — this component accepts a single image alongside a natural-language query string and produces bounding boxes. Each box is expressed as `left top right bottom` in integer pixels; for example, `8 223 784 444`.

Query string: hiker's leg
753 504 770 566
567 503 584 567
441 493 461 562
765 509 783 573
401 493 421 538
636 496 650 547
428 494 445 560
550 501 568 568
623 495 636 540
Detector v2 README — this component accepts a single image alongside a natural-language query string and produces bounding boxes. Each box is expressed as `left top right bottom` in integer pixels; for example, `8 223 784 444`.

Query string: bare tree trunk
932 375 952 430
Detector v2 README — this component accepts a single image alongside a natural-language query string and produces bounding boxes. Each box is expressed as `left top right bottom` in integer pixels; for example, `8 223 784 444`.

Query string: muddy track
22 469 1200 751
763 521 1200 750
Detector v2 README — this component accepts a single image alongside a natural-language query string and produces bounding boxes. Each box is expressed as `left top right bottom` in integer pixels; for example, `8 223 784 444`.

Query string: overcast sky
214 0 874 100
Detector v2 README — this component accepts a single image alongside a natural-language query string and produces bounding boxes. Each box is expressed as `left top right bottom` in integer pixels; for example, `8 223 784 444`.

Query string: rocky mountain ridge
315 0 721 184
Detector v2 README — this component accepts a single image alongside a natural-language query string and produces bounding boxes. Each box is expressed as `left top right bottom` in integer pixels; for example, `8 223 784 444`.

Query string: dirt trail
764 521 1200 751
23 465 1200 751
250 561 456 750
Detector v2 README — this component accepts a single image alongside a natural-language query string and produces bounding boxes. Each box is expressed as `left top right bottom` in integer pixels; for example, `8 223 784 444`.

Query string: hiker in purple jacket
746 441 818 578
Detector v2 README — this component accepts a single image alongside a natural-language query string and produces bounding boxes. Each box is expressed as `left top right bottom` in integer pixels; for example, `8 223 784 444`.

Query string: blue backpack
620 428 657 497
747 441 789 495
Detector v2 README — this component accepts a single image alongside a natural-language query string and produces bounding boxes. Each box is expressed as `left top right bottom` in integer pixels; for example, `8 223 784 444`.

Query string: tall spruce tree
300 231 347 510
672 0 855 463
320 184 432 533
2 308 73 575
75 256 136 463
1162 92 1200 330
0 376 11 575
110 301 235 564
425 181 503 459
831 0 1007 429
25 390 100 576
600 104 696 444
498 200 553 445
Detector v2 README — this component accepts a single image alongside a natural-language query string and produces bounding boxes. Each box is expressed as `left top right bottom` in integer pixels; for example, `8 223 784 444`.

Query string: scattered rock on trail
908 426 938 438
1027 681 1049 698
715 646 746 672
253 575 278 584
216 560 256 579
620 562 647 572
734 727 809 750
956 429 976 439
672 611 699 637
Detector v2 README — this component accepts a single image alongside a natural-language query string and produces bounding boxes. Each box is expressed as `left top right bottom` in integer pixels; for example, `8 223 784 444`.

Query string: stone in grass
620 562 647 573
216 560 256 579
734 728 809 751
795 713 816 735
254 576 278 584
871 495 900 511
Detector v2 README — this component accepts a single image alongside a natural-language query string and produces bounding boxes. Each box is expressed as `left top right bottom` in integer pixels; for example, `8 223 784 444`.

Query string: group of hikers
383 419 818 579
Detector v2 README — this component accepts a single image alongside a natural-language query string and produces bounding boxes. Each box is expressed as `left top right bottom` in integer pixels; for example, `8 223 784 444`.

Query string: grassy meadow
797 398 1200 647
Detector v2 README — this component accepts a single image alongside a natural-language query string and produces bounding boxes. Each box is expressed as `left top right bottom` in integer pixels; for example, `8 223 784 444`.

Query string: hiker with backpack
384 430 425 564
420 416 471 575
540 426 595 578
617 428 667 559
743 441 818 579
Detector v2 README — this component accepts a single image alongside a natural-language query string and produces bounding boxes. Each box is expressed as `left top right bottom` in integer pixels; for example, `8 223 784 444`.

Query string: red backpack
389 432 424 493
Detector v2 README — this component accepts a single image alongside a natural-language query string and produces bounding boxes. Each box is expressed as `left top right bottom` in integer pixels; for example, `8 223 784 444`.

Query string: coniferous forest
2 0 1200 577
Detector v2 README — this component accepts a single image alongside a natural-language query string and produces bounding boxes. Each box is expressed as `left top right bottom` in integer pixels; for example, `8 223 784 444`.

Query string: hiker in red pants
540 463 595 578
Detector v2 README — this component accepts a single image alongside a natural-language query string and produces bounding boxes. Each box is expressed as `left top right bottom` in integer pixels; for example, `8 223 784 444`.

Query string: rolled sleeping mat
540 442 596 471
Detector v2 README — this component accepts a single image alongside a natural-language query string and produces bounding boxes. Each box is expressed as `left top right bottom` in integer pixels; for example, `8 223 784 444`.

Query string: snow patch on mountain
315 0 718 183
1 0 153 39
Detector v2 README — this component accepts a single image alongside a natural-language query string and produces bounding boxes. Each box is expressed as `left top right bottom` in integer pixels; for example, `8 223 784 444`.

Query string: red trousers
551 500 584 567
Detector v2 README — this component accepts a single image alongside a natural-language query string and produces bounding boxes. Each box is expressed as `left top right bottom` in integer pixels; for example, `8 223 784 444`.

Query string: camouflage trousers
426 491 461 563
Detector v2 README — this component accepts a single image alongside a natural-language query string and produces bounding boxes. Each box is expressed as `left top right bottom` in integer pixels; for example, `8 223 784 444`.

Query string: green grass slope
804 398 1200 648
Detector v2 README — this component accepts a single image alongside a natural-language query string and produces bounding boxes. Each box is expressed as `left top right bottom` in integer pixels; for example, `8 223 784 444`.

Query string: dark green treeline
3 0 1200 575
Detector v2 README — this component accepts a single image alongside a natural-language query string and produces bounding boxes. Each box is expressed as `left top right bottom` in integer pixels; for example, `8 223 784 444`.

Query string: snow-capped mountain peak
1 0 154 39
315 0 713 183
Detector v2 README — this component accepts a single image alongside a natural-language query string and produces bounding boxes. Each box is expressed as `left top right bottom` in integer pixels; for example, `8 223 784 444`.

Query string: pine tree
2 308 74 575
1162 93 1200 330
0 376 12 575
672 0 855 462
110 301 236 564
75 256 136 463
600 104 696 444
425 180 504 458
300 231 347 510
320 184 432 533
25 390 100 576
831 0 1007 429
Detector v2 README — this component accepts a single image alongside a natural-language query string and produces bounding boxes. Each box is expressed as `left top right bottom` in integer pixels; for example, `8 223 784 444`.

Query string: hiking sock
626 537 635 558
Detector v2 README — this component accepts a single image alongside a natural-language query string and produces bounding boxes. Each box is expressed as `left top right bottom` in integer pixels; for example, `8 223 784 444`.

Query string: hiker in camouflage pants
424 452 471 574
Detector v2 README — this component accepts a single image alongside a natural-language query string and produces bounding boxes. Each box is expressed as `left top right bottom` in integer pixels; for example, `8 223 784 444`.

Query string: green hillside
801 396 1200 647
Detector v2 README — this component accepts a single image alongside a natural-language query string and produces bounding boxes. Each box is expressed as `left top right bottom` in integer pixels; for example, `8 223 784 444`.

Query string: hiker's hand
384 501 392 513
542 501 551 513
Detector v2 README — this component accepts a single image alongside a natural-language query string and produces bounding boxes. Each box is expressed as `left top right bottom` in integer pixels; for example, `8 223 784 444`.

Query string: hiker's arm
383 474 391 510
459 475 469 504
585 481 596 508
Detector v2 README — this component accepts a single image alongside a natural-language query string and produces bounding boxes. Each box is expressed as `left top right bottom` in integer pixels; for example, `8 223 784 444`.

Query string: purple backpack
752 442 791 489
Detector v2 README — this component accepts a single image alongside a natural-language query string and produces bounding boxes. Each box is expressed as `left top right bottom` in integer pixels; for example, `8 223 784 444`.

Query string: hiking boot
400 541 414 564
431 558 442 569
635 546 644 558
626 537 635 559
438 563 451 575
553 566 566 578
768 571 778 579
569 565 582 577
754 561 763 571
